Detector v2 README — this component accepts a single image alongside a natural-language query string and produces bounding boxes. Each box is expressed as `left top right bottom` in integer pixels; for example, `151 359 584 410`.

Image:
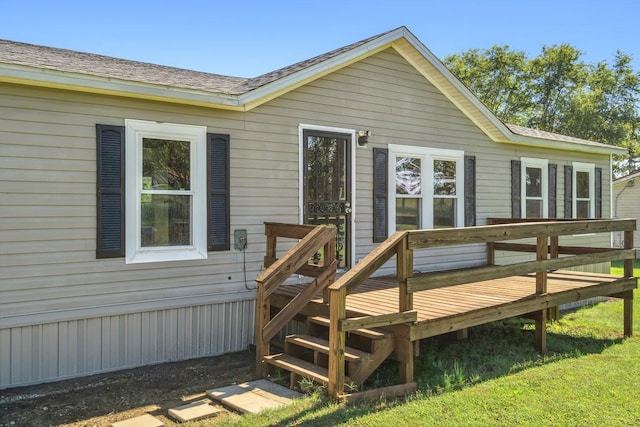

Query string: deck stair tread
285 334 372 362
263 353 351 386
308 315 390 339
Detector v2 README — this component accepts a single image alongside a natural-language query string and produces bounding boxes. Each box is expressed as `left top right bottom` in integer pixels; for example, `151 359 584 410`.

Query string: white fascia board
0 63 242 109
506 133 626 155
398 31 624 157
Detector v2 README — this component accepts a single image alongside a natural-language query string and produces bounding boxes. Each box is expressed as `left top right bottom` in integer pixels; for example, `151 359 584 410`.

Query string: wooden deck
273 269 636 342
256 219 637 400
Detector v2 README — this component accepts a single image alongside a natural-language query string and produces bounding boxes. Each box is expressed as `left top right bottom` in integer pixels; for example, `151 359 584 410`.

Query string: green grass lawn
207 264 639 426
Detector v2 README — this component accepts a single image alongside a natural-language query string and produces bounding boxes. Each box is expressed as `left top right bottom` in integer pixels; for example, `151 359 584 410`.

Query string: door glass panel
304 133 350 268
434 160 456 195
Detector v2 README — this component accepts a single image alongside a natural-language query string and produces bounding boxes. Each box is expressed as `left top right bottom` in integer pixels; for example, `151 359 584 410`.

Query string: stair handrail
255 223 337 375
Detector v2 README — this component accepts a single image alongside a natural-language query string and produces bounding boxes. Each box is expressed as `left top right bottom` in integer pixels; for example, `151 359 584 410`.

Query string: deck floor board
274 270 635 331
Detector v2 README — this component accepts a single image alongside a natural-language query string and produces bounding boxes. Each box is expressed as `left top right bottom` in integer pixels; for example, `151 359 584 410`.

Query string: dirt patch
0 350 256 426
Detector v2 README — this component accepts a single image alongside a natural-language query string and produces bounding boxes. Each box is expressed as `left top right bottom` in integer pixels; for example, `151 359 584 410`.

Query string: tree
444 45 640 176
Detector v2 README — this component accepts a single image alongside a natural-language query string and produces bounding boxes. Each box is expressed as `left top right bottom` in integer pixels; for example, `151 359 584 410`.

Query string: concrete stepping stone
207 379 302 414
168 400 223 422
110 413 164 427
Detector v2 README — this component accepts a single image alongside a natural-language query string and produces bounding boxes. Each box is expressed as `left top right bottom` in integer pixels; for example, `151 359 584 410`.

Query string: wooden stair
263 315 395 391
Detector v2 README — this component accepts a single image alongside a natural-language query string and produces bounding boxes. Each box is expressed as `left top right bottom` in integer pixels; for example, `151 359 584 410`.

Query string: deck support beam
623 230 634 337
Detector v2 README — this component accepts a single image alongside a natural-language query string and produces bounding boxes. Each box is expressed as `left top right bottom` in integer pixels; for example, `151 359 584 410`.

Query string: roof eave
0 63 244 110
505 133 626 155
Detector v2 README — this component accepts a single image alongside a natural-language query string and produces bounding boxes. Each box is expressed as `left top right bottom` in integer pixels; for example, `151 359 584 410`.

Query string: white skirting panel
0 299 256 389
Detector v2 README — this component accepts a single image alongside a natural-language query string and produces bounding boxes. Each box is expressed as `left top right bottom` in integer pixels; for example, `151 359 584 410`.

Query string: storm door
303 129 352 269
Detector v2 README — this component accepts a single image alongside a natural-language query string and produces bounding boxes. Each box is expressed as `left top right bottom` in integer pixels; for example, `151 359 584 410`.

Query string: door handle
344 201 352 215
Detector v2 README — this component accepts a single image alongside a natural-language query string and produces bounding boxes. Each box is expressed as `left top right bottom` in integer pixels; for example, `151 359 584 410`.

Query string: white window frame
521 157 548 218
572 161 595 218
388 144 464 234
125 119 207 264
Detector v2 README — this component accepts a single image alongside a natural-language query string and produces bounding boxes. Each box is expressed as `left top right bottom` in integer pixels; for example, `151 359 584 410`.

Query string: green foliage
444 44 640 176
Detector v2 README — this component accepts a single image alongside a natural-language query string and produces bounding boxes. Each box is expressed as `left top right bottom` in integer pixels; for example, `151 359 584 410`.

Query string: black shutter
96 124 125 258
548 163 557 218
595 167 602 218
207 133 230 251
464 155 476 226
511 160 521 218
373 147 388 243
564 165 573 218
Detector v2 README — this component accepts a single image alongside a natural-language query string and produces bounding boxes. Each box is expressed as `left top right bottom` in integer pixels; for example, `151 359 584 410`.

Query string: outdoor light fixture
357 129 371 147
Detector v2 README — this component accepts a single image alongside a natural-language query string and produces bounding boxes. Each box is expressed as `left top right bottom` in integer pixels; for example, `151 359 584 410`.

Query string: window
389 145 464 232
125 120 207 263
96 121 229 262
572 162 595 218
521 158 548 218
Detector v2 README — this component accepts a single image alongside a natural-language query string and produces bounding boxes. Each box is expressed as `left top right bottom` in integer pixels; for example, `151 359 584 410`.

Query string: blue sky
2 0 638 77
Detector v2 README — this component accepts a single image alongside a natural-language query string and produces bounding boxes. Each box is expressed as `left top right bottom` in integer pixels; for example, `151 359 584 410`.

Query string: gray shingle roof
0 39 247 94
0 29 395 95
506 124 608 148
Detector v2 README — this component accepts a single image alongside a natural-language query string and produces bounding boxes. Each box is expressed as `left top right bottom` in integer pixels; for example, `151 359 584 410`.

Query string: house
613 170 640 249
0 27 626 389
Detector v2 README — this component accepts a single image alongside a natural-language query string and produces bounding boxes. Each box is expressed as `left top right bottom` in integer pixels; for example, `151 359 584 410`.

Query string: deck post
323 237 336 304
328 287 347 397
624 294 633 337
623 230 634 337
397 236 413 313
535 236 548 352
534 310 548 353
396 336 414 385
548 235 560 320
255 282 270 375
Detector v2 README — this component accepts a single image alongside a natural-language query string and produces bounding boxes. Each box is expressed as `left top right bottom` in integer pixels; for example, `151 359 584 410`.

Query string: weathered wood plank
340 311 417 332
261 260 336 343
329 231 407 294
257 226 335 298
407 249 636 293
264 222 317 239
328 287 347 397
408 219 636 249
339 382 417 403
493 243 610 255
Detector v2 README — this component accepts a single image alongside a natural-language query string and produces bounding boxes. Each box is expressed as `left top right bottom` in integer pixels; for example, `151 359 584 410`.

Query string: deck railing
325 218 636 396
255 222 337 374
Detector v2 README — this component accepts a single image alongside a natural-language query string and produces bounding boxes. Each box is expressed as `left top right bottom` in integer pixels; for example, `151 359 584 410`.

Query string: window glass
389 146 464 233
576 171 590 199
433 198 455 228
520 159 547 219
396 157 421 195
434 160 456 195
525 167 542 198
141 194 191 246
396 198 420 230
142 138 190 190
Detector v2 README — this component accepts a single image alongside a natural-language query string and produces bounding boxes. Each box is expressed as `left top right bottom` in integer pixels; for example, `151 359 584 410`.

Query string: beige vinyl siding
613 181 640 249
0 47 615 387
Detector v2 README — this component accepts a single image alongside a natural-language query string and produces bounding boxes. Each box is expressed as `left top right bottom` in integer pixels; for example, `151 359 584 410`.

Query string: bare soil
0 350 256 426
